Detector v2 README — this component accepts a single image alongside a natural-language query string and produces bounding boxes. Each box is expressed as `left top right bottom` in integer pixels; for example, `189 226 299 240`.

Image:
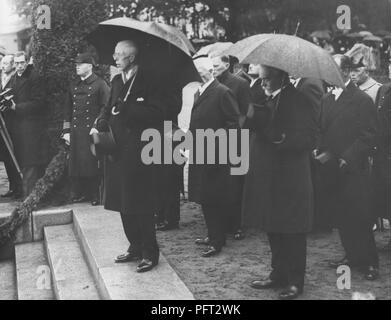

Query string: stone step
15 242 55 300
44 224 101 300
0 260 17 300
71 203 194 300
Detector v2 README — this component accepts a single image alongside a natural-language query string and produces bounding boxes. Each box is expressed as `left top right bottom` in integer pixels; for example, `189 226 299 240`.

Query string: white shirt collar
250 77 260 88
199 77 215 95
80 72 93 81
122 65 138 83
331 80 350 101
359 77 380 91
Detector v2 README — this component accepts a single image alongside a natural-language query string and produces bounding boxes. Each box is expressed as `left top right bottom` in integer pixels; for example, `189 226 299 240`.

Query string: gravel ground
158 200 391 300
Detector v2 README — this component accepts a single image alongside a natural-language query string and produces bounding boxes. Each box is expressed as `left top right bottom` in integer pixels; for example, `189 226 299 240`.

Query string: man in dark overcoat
95 40 168 273
0 54 22 198
8 51 48 198
243 65 318 300
63 53 110 206
316 55 379 281
212 54 252 240
293 77 329 232
188 56 241 257
248 63 266 105
373 83 391 251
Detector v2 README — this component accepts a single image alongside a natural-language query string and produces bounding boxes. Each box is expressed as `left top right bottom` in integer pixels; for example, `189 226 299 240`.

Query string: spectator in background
248 64 266 105
317 55 379 281
62 53 110 206
8 51 48 198
0 54 22 199
212 54 252 240
350 58 382 104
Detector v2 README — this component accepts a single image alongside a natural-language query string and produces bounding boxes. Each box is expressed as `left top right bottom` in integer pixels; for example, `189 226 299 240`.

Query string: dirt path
158 200 391 300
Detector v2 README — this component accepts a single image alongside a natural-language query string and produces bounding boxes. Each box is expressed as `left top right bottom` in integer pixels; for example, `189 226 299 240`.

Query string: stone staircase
0 204 194 300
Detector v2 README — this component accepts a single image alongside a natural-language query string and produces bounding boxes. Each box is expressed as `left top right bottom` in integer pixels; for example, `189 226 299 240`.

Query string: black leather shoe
250 278 284 289
156 222 179 231
364 266 379 281
328 257 350 268
136 259 157 273
195 237 210 245
91 199 100 206
279 286 303 300
201 246 221 257
114 251 141 263
234 229 245 240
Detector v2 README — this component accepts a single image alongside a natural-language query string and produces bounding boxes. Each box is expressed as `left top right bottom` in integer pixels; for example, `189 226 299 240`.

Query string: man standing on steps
95 40 167 273
212 54 252 241
8 51 48 199
0 54 22 199
62 53 110 206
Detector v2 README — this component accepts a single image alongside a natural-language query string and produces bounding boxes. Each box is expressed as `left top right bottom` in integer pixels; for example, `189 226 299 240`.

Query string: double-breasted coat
97 67 167 216
64 73 110 177
8 65 48 168
188 79 241 206
241 84 318 233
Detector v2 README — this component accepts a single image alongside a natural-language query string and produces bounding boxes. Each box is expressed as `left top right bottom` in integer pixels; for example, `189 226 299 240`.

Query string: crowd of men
1 38 391 300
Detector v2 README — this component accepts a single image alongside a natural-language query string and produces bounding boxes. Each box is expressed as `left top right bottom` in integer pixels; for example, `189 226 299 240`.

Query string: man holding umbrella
94 40 167 273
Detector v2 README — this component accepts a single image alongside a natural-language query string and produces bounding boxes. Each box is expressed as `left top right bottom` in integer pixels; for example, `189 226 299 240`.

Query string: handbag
90 125 117 157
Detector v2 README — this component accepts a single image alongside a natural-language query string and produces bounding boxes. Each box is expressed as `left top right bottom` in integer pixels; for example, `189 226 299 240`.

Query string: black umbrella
87 17 200 89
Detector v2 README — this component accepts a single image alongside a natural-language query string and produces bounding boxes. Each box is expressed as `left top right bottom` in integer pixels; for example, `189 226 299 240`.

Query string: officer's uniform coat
64 73 110 177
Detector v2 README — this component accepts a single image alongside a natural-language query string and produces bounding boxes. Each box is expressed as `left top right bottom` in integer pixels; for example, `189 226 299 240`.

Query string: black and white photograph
1 0 391 307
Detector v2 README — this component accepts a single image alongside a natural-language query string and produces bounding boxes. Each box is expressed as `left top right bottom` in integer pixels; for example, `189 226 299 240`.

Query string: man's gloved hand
62 133 70 145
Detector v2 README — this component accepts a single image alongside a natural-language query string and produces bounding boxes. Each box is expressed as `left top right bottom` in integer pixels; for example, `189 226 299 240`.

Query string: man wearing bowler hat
62 52 110 205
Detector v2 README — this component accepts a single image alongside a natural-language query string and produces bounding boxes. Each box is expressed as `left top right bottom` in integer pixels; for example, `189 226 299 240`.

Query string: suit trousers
267 233 307 290
157 190 180 225
338 219 379 268
120 212 159 263
226 176 244 233
22 165 45 198
202 204 228 249
4 152 22 193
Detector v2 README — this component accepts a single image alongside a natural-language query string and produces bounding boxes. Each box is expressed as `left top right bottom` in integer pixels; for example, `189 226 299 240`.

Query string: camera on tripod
0 88 15 112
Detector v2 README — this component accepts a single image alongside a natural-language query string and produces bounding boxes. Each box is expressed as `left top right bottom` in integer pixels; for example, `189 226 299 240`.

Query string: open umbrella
363 35 383 43
87 17 200 88
194 42 233 58
226 33 344 87
310 30 331 40
0 45 6 56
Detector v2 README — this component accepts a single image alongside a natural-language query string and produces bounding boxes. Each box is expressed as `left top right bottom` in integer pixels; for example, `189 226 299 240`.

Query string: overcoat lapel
192 80 219 111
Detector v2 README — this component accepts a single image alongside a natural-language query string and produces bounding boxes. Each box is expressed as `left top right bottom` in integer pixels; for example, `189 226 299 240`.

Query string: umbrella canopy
359 31 373 37
347 32 364 39
310 30 331 40
363 35 383 43
0 45 6 56
194 42 233 58
87 17 200 88
226 33 344 88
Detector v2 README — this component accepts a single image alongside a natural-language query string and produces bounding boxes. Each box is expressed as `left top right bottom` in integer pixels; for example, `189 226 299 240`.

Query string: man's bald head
1 54 14 74
113 40 139 72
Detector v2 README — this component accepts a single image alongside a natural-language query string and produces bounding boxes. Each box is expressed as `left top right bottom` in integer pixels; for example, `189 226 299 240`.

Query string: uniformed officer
62 53 110 205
